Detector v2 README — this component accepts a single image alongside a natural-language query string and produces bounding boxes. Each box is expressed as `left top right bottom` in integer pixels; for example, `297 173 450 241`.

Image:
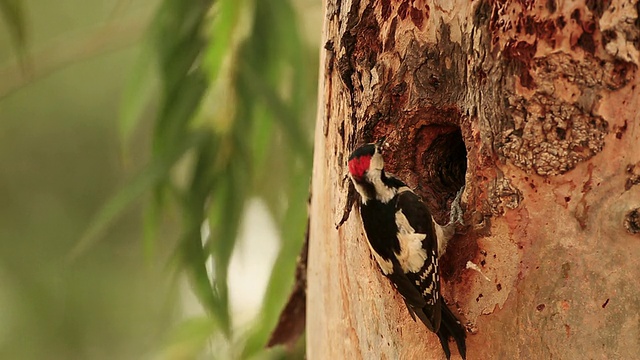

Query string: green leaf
242 155 310 358
203 0 243 83
180 225 225 335
238 63 311 157
161 316 218 359
177 134 233 336
249 103 274 181
153 71 208 155
204 156 249 336
151 0 212 94
127 0 319 357
118 42 158 157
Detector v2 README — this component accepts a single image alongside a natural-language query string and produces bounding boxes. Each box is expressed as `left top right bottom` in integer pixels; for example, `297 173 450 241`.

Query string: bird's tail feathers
436 302 466 360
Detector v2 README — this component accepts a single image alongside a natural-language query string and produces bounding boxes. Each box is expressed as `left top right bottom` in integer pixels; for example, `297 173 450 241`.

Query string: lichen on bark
486 2 637 176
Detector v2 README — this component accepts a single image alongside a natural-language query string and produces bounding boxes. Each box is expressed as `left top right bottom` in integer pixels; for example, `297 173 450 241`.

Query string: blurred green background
0 0 320 358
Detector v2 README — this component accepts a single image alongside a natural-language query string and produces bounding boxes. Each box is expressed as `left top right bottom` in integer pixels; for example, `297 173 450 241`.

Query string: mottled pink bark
308 1 640 358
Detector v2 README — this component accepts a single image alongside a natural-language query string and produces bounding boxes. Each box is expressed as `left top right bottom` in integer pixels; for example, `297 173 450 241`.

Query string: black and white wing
392 188 442 332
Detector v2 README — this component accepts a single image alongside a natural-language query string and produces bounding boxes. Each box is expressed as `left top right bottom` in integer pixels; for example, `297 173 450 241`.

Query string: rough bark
308 0 640 359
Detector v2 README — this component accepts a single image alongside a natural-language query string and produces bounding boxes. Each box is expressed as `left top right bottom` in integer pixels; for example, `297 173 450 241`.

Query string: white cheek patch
369 152 384 170
364 153 396 203
394 211 428 273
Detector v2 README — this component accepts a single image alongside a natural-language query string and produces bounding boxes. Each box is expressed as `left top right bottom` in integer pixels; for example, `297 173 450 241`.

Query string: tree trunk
308 0 640 359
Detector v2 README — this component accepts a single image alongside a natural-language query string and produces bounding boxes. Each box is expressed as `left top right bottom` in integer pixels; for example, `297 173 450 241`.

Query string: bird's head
348 139 401 203
348 140 386 184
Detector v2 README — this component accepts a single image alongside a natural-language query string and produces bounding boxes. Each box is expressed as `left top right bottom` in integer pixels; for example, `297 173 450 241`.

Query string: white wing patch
394 210 428 273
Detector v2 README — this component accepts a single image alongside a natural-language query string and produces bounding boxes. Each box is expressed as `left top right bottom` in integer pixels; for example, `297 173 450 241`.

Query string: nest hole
420 127 467 223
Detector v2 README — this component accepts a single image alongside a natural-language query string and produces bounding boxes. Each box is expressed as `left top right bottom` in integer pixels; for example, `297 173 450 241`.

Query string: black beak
375 136 386 149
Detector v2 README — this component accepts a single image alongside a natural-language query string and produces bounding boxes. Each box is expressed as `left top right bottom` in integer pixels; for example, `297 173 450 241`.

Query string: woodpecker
347 141 467 360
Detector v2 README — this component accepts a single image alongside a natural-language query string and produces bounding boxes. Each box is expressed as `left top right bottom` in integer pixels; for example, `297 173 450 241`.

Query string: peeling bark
308 0 640 358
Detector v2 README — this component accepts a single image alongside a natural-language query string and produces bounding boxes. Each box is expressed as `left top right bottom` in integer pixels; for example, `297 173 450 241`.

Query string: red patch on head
348 155 371 180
